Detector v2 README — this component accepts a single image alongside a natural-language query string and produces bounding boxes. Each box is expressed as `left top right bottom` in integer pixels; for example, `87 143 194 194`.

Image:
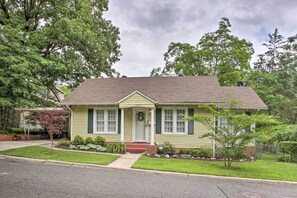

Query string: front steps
125 142 151 153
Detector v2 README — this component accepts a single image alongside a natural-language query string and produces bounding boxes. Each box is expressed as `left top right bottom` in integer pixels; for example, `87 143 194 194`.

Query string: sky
104 0 297 77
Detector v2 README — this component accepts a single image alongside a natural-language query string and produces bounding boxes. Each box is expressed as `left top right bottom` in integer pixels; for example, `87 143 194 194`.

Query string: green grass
133 154 297 182
0 146 119 165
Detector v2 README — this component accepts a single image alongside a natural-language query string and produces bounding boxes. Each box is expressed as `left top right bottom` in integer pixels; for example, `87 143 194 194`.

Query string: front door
135 111 146 141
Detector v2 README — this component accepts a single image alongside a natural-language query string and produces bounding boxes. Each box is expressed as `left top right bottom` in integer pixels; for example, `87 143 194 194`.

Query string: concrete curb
1 154 297 185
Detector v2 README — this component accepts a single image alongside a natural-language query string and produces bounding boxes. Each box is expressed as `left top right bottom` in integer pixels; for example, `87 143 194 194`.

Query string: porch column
150 108 155 145
121 108 124 144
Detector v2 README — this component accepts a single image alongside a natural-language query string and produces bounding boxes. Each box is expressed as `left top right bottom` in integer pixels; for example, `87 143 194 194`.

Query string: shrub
158 141 176 155
85 137 94 145
73 135 84 145
87 144 97 149
94 136 105 146
107 142 125 153
58 140 71 147
279 141 297 162
96 146 108 152
198 147 212 158
276 153 290 162
79 146 90 150
69 145 77 149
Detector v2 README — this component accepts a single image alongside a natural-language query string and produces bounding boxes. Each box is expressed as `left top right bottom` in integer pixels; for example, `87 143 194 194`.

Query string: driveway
0 159 296 198
0 140 51 151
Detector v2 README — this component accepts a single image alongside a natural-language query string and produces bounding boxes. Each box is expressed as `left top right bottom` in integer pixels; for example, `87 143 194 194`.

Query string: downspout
65 105 73 141
212 114 216 158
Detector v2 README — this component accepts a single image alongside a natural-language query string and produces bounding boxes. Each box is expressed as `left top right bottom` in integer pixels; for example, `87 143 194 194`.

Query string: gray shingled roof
60 76 267 109
222 87 267 109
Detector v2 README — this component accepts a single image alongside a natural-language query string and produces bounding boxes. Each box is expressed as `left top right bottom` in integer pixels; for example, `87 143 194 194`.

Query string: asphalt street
0 159 296 198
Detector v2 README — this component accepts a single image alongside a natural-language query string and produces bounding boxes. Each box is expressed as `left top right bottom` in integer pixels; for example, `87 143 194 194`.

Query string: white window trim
93 107 118 134
162 107 188 134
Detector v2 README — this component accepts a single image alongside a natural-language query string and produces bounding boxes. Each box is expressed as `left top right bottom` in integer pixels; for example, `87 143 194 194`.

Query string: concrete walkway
107 153 142 169
0 140 51 151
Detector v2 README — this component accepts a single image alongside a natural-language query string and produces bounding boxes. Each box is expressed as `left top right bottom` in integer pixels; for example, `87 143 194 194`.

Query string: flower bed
147 153 255 162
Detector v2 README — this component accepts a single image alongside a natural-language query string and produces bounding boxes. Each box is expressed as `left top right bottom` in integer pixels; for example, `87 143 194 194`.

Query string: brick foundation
147 145 158 155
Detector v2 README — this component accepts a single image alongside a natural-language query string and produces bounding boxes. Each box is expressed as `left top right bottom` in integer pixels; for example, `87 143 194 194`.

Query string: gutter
65 105 74 141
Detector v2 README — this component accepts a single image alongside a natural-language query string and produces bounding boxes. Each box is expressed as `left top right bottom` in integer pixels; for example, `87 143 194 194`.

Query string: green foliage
73 135 84 146
96 145 108 152
94 136 106 146
58 140 71 147
158 141 176 155
181 148 212 158
0 0 121 129
188 101 275 167
248 29 297 124
278 141 297 162
85 137 94 145
107 143 125 153
69 145 77 149
79 146 90 151
151 18 254 86
58 85 72 97
86 144 97 149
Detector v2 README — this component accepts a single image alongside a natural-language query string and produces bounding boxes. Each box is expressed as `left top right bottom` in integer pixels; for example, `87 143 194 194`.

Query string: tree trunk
50 133 54 155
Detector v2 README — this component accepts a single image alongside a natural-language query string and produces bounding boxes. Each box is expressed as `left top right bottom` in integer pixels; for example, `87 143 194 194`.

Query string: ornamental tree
37 110 69 153
187 100 275 167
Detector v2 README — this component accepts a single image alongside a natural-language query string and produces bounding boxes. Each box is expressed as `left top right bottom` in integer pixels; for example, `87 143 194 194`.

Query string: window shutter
245 111 251 132
156 108 162 134
88 109 94 134
188 108 194 135
118 109 121 134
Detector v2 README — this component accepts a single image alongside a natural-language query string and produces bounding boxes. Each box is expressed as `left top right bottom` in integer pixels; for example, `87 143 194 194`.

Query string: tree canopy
151 18 254 86
0 0 121 129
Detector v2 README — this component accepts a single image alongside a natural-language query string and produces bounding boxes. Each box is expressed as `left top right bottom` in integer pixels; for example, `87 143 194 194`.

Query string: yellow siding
124 108 133 142
72 105 121 142
119 92 155 108
154 107 213 148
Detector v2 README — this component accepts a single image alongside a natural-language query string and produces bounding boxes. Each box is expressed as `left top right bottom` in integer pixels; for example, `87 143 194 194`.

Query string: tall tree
249 30 297 124
151 18 254 86
254 29 284 72
0 0 121 129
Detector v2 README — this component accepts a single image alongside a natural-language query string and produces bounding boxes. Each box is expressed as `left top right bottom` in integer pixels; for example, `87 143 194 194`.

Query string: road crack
218 186 229 198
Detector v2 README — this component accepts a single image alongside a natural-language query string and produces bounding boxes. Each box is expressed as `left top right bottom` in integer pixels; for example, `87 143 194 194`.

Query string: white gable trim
116 90 157 104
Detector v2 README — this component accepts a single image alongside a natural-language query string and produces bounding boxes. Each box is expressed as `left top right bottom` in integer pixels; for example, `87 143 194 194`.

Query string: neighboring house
60 76 267 152
14 87 65 129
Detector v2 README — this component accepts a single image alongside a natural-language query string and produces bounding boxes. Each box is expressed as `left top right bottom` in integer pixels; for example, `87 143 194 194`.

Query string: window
96 110 105 132
107 110 116 132
162 108 187 134
164 110 173 133
94 108 117 133
176 109 186 133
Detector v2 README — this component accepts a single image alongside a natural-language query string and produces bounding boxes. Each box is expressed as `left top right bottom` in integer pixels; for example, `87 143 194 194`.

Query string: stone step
126 147 148 153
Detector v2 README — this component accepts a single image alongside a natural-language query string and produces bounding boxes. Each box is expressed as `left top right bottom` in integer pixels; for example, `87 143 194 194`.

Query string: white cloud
104 0 297 76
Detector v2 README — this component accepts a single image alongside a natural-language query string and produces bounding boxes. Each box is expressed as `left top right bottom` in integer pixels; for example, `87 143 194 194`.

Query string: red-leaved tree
37 110 69 153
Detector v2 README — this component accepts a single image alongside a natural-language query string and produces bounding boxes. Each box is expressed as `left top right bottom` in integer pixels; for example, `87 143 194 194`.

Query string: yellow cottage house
60 76 267 153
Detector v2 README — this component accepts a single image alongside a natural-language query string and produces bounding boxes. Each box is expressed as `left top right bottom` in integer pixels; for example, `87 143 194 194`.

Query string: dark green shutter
156 108 162 134
118 109 121 134
88 109 93 134
188 108 194 135
245 111 251 132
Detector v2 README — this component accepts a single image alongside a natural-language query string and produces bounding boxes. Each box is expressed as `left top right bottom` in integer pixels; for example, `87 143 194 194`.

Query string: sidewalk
0 140 51 151
107 153 142 169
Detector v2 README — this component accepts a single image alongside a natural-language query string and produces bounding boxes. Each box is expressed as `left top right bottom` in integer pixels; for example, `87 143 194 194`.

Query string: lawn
0 146 119 165
132 153 297 182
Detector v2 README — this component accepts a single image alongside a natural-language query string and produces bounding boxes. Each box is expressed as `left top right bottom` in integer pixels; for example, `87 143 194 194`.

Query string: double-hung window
162 108 187 134
94 108 117 133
